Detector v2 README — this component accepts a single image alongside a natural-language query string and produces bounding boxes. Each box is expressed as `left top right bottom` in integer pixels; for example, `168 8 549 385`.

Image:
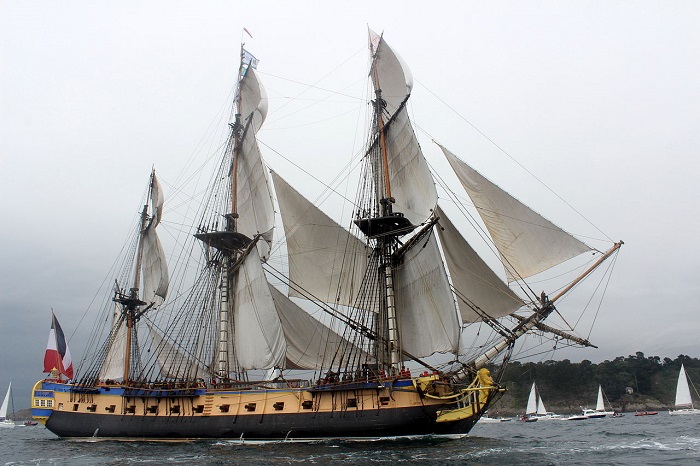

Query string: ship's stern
31 380 55 425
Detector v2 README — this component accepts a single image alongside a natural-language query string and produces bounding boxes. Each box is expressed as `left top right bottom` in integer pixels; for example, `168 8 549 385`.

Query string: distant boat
563 414 588 421
478 412 510 423
634 411 658 416
582 385 615 418
524 382 560 421
0 382 15 429
669 364 700 415
521 382 539 421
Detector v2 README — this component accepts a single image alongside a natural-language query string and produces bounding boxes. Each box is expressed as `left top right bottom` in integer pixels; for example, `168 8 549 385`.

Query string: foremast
353 31 417 375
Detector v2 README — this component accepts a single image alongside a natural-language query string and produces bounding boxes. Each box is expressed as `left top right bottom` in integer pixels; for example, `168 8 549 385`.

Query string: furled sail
235 67 275 261
370 30 437 224
394 232 460 357
269 285 371 370
439 144 591 282
435 206 523 322
98 305 127 380
232 247 286 369
271 171 369 308
141 172 169 304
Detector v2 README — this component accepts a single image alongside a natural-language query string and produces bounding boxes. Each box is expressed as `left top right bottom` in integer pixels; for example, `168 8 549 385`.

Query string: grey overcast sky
2 1 699 409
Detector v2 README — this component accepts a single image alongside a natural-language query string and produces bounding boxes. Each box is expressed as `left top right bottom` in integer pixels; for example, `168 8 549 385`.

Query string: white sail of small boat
526 382 538 415
0 382 14 428
583 385 614 418
524 382 560 420
520 382 539 421
669 364 700 415
537 395 548 417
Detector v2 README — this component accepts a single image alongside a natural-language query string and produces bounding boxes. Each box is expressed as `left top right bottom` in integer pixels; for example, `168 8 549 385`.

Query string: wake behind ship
32 29 622 440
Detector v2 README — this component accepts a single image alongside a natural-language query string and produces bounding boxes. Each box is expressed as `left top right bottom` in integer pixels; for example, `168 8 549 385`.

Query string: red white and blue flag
43 312 74 380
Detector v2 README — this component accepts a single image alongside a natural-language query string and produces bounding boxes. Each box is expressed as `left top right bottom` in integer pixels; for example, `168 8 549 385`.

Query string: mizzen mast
113 171 156 381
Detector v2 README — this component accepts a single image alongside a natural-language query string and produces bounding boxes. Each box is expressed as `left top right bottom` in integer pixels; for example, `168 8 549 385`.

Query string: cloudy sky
2 1 699 409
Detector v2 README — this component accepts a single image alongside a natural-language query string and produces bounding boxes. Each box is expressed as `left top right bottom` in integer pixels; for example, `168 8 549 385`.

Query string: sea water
2 412 699 465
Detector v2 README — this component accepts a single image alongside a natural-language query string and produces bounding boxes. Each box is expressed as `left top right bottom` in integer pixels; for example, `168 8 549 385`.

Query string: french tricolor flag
43 312 74 380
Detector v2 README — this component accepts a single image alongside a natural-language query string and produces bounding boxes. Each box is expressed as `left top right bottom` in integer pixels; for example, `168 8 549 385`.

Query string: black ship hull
44 405 478 439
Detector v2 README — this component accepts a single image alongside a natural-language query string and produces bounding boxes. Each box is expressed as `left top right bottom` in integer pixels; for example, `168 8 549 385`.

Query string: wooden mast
216 46 247 380
121 171 155 382
370 33 401 374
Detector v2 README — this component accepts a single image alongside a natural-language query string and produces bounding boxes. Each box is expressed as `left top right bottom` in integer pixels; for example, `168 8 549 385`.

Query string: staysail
272 171 368 308
435 206 523 322
147 323 211 380
97 305 127 380
269 285 372 370
439 144 591 282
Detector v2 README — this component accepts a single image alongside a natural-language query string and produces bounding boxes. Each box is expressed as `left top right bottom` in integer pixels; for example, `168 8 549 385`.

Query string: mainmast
194 45 259 381
216 46 247 380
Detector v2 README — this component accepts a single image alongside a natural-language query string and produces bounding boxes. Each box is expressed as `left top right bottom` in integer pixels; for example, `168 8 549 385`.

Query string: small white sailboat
520 382 539 421
536 391 561 420
669 364 700 415
583 385 614 418
522 382 560 421
0 382 15 429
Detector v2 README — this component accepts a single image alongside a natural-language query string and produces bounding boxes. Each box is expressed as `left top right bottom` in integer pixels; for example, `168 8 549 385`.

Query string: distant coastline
485 352 697 416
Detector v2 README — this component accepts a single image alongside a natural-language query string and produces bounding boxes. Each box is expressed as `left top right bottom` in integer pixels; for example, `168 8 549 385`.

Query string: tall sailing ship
32 30 622 439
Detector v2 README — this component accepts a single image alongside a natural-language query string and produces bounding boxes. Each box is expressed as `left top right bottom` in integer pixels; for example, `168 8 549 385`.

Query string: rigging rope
414 78 613 243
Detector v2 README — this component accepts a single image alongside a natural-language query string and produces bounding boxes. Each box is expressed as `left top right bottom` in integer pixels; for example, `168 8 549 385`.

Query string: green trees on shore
488 353 699 411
